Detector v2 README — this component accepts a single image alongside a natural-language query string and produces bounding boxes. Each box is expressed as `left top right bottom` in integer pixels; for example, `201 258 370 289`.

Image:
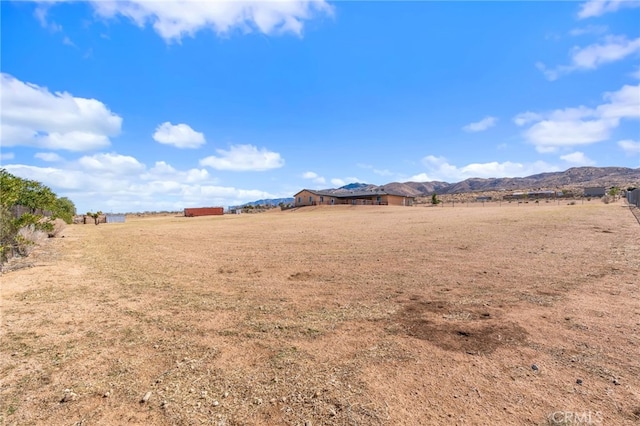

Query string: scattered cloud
407 172 431 182
62 36 76 47
1 152 15 162
34 5 62 32
618 139 640 155
199 144 284 171
560 151 595 165
0 73 122 151
79 153 146 175
515 83 640 153
330 178 345 187
463 116 497 132
84 0 334 42
413 155 560 182
153 122 206 149
356 163 393 176
302 171 326 184
141 161 211 184
538 36 640 81
35 152 64 162
569 25 608 37
513 111 543 127
577 0 640 19
4 157 279 213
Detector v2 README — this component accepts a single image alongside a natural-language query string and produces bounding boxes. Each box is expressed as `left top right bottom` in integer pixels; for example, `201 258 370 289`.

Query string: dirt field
1 201 639 425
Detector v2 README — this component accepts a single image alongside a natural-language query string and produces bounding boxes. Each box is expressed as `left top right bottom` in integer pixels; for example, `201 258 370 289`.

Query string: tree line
0 169 76 263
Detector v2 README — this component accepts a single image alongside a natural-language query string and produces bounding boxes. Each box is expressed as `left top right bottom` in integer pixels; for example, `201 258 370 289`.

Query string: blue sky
1 0 639 213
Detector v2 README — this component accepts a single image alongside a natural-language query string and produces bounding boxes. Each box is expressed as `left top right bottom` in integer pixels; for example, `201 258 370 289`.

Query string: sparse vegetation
86 211 103 225
0 169 75 265
2 204 639 424
15 225 48 256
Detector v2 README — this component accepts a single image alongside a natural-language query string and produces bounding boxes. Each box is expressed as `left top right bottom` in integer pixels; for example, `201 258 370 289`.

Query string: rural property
1 201 639 425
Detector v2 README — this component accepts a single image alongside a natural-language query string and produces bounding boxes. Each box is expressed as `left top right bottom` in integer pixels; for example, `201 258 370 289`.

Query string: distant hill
242 167 640 206
334 167 638 196
441 167 639 195
237 197 294 207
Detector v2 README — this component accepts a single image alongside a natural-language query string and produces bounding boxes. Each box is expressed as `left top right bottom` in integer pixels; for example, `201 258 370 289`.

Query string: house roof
294 188 414 198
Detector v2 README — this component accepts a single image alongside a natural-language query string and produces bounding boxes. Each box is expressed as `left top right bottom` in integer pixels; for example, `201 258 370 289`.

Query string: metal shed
184 207 224 217
106 214 126 223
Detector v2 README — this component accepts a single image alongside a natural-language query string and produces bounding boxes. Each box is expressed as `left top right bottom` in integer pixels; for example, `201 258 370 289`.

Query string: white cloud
408 172 431 182
560 151 595 165
302 171 326 184
578 0 640 19
62 36 76 47
357 163 393 176
415 155 559 182
515 83 640 153
34 5 62 32
78 153 146 175
142 161 211 183
513 111 543 126
569 25 608 36
4 157 281 213
618 139 640 155
153 122 205 148
538 36 640 81
85 0 333 42
1 152 15 162
463 116 497 132
199 144 284 171
35 152 64 162
329 176 360 187
0 73 122 151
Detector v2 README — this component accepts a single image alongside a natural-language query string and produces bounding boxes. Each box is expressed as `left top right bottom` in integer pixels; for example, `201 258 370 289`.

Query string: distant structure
503 190 557 200
627 188 639 207
105 213 126 223
184 207 224 217
293 189 415 207
584 187 606 197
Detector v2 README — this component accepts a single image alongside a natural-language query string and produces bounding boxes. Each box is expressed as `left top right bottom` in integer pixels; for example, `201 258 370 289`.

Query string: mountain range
242 167 640 206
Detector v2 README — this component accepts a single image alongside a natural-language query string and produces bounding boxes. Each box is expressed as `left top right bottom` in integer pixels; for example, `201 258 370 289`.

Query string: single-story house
293 188 415 207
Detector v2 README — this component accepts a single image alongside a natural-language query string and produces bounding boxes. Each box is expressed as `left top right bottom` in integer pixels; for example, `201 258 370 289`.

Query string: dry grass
1 200 639 425
15 225 48 256
46 219 67 238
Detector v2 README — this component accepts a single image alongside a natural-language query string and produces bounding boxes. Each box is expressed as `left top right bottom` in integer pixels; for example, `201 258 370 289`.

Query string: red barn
184 207 224 217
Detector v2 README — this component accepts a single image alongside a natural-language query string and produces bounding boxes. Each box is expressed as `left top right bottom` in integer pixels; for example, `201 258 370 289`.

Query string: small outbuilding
584 187 606 197
105 213 126 223
184 207 224 217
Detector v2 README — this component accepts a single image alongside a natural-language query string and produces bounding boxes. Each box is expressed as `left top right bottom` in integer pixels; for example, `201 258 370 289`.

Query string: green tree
53 197 76 224
0 169 77 263
431 194 440 205
608 187 620 200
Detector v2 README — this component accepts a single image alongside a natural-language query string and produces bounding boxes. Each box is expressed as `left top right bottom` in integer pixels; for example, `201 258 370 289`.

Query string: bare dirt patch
397 299 528 355
1 201 639 425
